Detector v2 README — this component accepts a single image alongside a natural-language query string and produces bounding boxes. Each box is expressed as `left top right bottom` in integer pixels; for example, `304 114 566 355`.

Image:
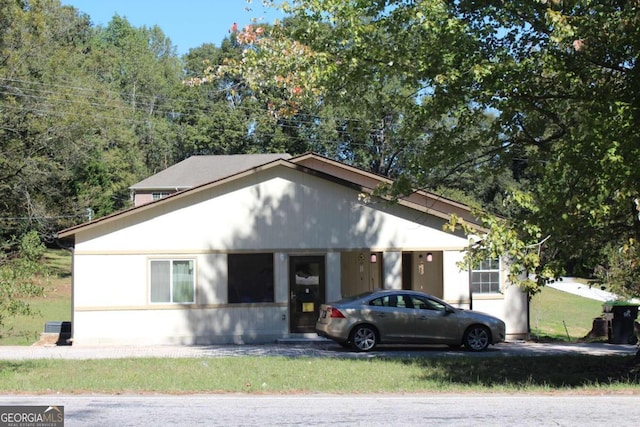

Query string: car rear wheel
463 325 490 351
350 325 378 352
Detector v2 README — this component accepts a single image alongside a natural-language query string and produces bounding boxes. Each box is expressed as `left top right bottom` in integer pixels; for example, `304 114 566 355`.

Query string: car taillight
329 307 345 318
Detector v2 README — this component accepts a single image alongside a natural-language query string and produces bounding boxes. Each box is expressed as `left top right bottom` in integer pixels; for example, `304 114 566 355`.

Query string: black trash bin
44 321 72 345
604 303 639 344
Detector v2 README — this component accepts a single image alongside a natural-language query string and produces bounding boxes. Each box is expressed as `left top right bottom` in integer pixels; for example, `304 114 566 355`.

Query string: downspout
468 266 473 311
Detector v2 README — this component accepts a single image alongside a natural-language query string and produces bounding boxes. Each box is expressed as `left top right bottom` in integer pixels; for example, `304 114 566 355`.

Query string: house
57 153 529 346
130 153 291 206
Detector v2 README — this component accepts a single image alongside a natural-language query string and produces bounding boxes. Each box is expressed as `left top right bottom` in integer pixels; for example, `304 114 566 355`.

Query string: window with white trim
471 258 501 293
150 259 195 303
152 192 170 201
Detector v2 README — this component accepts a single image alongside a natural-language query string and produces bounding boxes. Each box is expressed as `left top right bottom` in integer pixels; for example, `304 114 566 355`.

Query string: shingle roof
129 153 292 190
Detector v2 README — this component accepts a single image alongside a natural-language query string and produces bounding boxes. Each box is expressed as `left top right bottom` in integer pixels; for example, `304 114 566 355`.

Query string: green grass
0 249 72 345
530 286 605 341
0 355 637 394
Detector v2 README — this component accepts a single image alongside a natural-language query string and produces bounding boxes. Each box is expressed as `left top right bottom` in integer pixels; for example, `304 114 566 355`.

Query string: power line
0 84 423 154
0 213 89 221
0 76 387 130
0 75 457 169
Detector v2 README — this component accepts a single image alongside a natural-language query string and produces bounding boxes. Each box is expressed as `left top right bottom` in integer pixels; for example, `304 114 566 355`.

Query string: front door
289 256 325 333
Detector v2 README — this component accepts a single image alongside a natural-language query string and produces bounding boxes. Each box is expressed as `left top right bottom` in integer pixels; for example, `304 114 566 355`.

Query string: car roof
351 289 444 300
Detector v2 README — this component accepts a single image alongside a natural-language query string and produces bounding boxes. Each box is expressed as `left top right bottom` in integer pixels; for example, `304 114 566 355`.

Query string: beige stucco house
58 153 529 346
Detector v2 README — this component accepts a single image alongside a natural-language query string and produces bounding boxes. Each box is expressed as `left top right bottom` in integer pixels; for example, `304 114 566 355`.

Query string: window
370 294 411 308
471 258 501 293
228 253 274 303
152 192 170 201
150 259 195 303
410 295 446 311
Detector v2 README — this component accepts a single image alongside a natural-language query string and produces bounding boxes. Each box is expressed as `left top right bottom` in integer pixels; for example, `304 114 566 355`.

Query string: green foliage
3 0 639 301
595 239 640 300
234 0 640 294
0 231 46 333
0 248 70 345
0 1 147 239
445 189 558 295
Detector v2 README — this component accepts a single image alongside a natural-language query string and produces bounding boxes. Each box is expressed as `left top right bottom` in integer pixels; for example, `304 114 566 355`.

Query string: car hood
455 308 503 324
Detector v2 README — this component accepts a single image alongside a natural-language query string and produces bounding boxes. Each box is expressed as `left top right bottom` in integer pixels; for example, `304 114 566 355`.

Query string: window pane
489 272 500 292
370 297 383 306
172 260 194 303
228 253 274 303
150 261 170 302
471 258 500 294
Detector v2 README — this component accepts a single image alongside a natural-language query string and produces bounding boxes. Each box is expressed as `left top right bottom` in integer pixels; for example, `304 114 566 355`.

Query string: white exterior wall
465 258 529 340
70 165 528 345
471 288 528 339
76 168 467 253
73 306 289 346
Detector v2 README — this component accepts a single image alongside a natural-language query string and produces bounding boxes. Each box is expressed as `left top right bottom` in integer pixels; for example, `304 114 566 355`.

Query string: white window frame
149 259 196 304
471 258 501 294
152 192 170 201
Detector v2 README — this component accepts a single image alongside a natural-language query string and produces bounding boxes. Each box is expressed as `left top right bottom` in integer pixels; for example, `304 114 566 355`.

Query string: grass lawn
530 286 606 341
0 355 638 394
0 249 72 345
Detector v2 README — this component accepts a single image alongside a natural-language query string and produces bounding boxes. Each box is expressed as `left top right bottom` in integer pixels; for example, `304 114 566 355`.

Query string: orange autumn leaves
186 22 327 117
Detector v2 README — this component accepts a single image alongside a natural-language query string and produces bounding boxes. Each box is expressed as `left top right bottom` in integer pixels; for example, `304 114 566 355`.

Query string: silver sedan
316 289 506 352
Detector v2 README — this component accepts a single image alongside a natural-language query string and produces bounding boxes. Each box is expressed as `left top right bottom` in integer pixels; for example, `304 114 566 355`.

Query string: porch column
383 251 402 290
274 252 289 303
326 252 341 302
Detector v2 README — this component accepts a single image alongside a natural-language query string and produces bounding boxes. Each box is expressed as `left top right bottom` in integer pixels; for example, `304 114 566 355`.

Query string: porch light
426 252 433 262
370 254 377 263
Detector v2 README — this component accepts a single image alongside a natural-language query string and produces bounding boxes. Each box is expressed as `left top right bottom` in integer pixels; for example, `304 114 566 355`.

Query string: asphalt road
1 394 639 426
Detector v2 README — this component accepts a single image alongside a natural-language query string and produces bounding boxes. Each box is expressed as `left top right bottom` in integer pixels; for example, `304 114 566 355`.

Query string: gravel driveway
0 339 636 360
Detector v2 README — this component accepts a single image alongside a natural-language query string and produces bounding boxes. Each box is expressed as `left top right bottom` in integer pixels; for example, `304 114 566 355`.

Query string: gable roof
291 153 478 224
59 153 484 239
130 153 291 190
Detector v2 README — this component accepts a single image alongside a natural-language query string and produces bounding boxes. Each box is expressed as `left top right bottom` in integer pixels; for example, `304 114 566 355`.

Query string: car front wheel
350 325 378 352
463 325 491 351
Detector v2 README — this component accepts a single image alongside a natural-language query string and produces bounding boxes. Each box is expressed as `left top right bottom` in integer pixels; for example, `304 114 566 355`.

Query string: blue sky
61 0 285 55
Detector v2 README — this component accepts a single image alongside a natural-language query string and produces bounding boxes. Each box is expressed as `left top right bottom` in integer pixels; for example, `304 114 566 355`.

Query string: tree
200 16 435 177
596 237 640 299
0 231 46 336
203 0 640 295
1 0 106 240
88 15 184 173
